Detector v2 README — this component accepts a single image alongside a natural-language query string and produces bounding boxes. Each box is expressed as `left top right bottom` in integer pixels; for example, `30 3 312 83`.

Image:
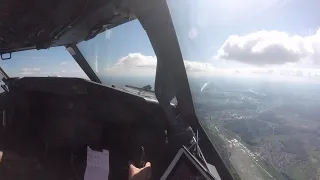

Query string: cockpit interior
0 0 232 179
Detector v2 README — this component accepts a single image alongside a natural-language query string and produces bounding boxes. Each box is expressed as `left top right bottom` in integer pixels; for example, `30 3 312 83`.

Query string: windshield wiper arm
65 44 101 83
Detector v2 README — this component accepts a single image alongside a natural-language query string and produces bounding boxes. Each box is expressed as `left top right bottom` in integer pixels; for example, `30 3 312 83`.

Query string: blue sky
1 0 320 80
168 0 320 61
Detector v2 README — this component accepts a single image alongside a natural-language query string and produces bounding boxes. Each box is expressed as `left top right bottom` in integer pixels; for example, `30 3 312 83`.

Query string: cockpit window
168 0 320 179
77 20 156 88
0 46 88 79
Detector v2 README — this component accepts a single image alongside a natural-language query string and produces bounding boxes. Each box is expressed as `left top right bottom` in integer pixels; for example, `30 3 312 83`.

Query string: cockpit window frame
65 44 101 83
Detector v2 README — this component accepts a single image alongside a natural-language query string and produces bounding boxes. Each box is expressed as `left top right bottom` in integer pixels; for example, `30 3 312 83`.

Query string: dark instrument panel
7 77 163 117
2 77 170 179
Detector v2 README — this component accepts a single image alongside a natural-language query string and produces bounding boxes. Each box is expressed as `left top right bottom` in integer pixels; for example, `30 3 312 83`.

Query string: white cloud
15 65 88 79
17 68 41 76
21 68 41 72
113 53 156 69
15 56 50 60
106 53 217 76
184 61 215 72
60 61 68 65
104 52 320 82
19 71 34 75
217 29 320 66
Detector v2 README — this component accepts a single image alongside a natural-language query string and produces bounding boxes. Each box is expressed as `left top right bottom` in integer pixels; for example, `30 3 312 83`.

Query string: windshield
0 47 88 79
77 20 156 89
168 0 320 180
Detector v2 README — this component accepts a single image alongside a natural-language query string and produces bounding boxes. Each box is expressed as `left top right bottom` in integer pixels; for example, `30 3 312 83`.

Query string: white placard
84 147 110 180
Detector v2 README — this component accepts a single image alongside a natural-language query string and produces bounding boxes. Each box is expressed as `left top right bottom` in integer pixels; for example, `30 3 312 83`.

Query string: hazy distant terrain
191 76 320 180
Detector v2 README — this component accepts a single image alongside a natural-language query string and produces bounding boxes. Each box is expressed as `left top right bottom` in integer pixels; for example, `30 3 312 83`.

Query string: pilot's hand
128 161 152 180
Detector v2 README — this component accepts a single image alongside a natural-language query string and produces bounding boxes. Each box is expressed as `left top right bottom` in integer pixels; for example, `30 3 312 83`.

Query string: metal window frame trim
135 1 236 179
65 44 101 83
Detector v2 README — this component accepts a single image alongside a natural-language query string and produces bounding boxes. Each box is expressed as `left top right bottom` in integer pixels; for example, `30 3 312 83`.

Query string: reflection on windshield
0 47 88 79
77 20 156 88
168 0 320 179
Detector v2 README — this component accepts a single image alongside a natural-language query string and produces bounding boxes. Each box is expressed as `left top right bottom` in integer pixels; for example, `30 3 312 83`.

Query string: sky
1 0 320 82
